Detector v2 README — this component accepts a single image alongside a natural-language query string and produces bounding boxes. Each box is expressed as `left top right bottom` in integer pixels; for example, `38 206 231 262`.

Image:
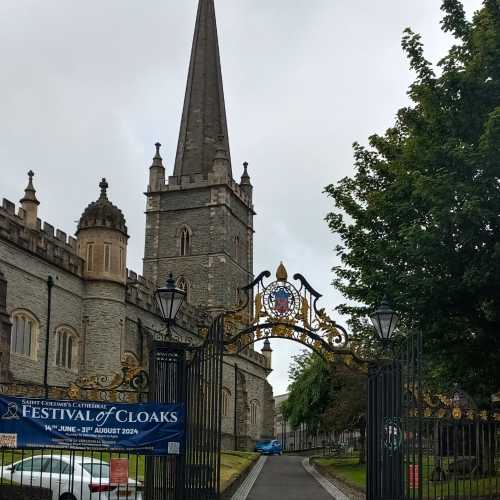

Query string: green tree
282 353 367 462
325 0 500 403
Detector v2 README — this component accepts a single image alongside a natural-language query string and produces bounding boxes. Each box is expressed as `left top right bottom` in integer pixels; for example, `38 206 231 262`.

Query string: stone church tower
143 0 254 311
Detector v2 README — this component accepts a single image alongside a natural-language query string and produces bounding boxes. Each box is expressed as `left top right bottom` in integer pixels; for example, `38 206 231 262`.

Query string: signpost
110 458 130 485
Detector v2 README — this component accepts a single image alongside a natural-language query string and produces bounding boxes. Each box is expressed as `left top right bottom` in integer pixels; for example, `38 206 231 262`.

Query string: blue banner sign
0 396 185 455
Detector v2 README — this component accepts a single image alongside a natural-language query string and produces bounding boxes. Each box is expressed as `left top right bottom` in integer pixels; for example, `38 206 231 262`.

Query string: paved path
243 455 337 500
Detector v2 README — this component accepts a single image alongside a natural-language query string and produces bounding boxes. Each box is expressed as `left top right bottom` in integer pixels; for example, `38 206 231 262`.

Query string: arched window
176 277 190 303
55 327 79 371
222 388 231 417
10 310 39 359
250 400 260 425
179 227 192 257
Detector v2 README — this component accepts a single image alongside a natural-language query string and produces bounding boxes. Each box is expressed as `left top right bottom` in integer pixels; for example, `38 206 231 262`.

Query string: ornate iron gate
367 332 500 500
148 315 224 500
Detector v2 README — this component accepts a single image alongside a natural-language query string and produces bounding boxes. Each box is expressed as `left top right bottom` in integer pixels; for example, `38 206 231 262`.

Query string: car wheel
59 494 77 500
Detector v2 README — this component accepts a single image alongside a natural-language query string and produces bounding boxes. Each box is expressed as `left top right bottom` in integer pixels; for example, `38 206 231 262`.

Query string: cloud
0 0 483 394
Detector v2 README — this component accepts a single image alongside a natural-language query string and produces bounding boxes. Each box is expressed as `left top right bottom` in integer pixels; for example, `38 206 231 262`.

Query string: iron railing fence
0 315 224 500
368 331 500 500
280 423 361 455
0 447 147 500
403 416 500 500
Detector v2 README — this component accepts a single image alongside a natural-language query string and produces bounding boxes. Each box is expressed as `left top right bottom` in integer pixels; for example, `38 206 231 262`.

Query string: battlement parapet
126 270 156 312
0 199 83 275
148 175 253 209
126 269 204 328
240 347 268 368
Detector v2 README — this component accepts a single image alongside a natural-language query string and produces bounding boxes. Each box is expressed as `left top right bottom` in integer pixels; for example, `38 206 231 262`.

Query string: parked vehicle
255 439 283 455
0 455 143 500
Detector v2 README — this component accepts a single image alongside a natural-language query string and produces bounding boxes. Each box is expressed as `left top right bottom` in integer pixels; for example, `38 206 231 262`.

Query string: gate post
0 269 12 383
147 341 188 500
367 361 403 500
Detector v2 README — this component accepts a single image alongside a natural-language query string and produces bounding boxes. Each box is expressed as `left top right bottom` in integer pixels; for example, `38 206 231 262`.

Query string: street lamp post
154 273 187 334
368 297 402 500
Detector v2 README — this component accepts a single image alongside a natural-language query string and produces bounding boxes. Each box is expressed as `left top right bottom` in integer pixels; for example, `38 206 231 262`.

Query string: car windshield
257 440 272 446
81 462 110 478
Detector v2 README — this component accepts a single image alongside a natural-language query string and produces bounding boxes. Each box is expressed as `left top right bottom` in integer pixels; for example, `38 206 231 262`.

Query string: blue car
255 439 283 455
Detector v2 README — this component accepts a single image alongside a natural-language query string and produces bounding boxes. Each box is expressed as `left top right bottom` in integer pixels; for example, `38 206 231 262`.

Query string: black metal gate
367 332 500 500
367 358 404 500
367 333 422 500
147 315 224 500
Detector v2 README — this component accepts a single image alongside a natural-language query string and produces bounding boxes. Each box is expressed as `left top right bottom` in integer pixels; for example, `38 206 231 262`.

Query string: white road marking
231 455 268 500
302 457 350 500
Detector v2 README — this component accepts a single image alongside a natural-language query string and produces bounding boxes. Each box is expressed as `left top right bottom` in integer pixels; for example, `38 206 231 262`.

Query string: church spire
173 0 232 178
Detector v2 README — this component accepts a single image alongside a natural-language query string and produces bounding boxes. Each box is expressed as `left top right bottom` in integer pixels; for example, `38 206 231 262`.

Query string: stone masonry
0 0 274 450
0 268 12 382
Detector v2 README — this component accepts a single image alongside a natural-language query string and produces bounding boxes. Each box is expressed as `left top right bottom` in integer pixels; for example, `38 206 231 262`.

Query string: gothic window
176 276 190 303
86 243 94 272
104 243 112 273
180 227 192 257
250 400 260 425
10 310 38 359
222 388 231 417
55 327 79 371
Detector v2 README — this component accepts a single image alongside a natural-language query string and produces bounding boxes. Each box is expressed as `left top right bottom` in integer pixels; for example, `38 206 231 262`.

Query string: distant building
0 0 274 450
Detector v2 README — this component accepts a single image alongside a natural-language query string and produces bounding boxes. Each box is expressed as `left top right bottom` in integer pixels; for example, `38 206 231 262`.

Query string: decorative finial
155 142 162 157
99 178 109 199
276 262 288 282
241 161 250 179
20 169 39 205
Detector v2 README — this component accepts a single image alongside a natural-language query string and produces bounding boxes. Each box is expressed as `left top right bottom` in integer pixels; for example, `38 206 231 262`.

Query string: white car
0 455 143 500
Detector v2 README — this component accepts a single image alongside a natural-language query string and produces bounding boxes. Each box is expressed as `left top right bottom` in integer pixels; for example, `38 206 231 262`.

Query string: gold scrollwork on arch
67 352 148 402
224 263 355 362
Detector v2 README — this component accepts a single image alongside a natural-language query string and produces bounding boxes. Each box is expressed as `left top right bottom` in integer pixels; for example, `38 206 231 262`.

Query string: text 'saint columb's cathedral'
0 0 275 449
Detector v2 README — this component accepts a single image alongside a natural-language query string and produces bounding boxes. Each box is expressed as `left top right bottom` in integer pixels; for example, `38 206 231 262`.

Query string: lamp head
154 273 186 325
370 296 399 343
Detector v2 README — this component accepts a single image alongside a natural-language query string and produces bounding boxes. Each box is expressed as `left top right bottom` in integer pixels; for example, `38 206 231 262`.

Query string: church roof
173 0 232 178
77 179 128 236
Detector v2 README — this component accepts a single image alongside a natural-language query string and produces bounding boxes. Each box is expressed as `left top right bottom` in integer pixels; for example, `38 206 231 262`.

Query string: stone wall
0 201 272 451
0 198 83 276
0 239 84 386
143 179 253 312
0 268 12 382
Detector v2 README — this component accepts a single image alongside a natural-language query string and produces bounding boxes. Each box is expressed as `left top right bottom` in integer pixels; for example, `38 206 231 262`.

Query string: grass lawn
313 456 366 491
220 451 259 492
313 455 500 499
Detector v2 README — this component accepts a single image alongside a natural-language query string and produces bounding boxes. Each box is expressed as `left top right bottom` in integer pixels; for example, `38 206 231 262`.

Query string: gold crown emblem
276 262 288 282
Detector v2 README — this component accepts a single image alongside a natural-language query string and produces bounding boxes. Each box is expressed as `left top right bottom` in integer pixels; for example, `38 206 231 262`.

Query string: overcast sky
1 0 483 395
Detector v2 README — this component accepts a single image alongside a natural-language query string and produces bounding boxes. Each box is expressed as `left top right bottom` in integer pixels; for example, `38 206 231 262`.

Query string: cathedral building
0 0 274 450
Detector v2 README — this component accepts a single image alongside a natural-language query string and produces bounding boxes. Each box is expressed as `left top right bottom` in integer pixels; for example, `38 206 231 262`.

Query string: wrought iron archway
223 263 363 366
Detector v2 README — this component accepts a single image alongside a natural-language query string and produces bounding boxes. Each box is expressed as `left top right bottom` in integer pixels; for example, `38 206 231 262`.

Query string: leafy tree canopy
281 353 366 435
325 0 500 403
